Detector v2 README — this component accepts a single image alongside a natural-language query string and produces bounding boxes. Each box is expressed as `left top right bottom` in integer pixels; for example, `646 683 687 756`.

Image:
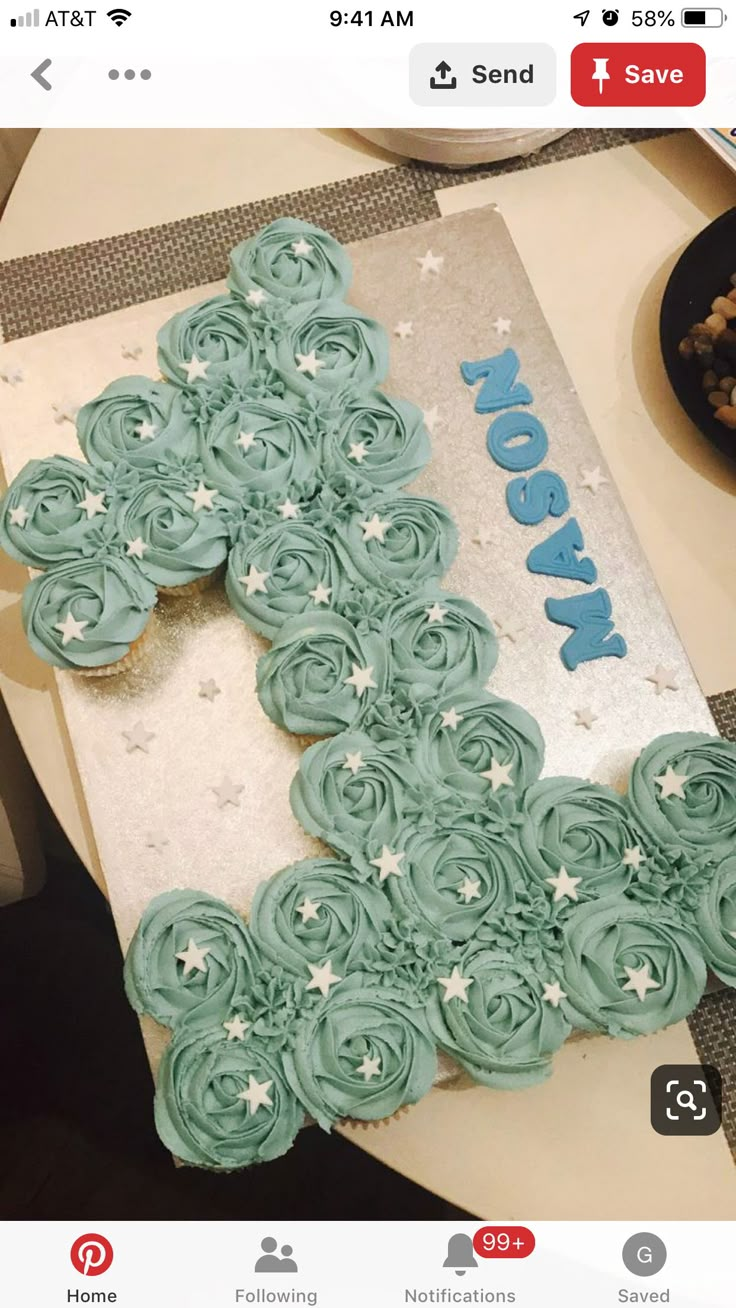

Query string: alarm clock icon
602 8 620 22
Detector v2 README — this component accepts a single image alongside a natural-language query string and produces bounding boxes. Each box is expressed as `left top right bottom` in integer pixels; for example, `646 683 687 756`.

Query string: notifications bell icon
443 1233 477 1276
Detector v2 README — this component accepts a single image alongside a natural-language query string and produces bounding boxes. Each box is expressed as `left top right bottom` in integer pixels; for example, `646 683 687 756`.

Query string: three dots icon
108 68 151 80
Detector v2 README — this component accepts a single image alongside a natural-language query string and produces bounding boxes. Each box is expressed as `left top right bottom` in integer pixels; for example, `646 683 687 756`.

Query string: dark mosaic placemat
2 124 735 1168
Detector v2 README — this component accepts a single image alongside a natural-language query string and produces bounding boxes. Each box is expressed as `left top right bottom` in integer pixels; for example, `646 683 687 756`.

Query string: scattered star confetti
135 420 156 441
122 722 155 754
144 831 169 855
480 758 514 792
623 845 646 870
546 866 582 902
356 1054 381 1082
423 406 441 434
542 981 567 1008
238 1074 274 1115
342 751 364 775
457 878 481 904
186 482 218 512
305 960 342 998
0 366 24 386
296 350 323 376
344 663 377 697
622 963 661 1002
77 489 107 520
646 665 679 696
492 317 512 336
121 343 143 361
394 321 414 340
246 288 268 307
309 582 332 606
239 565 269 596
655 766 688 800
236 430 258 452
126 537 148 560
348 441 367 464
437 966 474 1004
212 776 244 809
425 602 447 624
369 846 405 882
574 707 598 731
359 513 391 543
183 355 210 383
495 617 524 643
278 498 300 520
579 466 609 495
52 400 79 425
295 898 321 923
416 250 444 277
54 611 88 646
199 679 221 703
8 505 29 528
223 1016 249 1041
441 707 463 731
291 238 313 257
175 938 210 976
472 526 493 547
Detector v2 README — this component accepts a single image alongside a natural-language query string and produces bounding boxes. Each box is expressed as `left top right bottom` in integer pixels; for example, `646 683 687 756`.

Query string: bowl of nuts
660 206 736 461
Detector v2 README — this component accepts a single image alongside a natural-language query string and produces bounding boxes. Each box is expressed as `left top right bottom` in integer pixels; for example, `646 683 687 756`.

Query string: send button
410 44 557 107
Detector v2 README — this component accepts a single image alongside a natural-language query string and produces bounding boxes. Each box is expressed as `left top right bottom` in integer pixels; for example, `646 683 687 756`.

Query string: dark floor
0 854 468 1220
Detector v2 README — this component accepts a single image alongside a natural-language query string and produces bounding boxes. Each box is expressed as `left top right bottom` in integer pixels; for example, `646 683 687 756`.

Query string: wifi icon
107 7 131 25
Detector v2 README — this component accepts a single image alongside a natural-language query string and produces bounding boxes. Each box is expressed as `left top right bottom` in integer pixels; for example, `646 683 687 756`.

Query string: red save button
571 43 706 106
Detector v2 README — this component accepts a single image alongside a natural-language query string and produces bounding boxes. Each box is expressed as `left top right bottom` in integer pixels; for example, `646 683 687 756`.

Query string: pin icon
592 56 610 93
70 1234 114 1277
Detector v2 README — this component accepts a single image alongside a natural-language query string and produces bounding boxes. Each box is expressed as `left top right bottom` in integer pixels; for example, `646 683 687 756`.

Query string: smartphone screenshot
0 2 734 1304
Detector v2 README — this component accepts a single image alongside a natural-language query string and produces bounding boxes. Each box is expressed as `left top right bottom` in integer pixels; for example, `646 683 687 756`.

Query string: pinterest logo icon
70 1234 114 1277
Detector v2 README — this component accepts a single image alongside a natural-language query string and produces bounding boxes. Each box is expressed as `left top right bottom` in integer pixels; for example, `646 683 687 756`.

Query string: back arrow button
31 59 52 91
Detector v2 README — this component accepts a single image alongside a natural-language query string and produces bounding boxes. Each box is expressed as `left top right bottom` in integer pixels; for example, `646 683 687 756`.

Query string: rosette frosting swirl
249 857 391 976
76 376 196 468
228 218 352 305
0 456 115 569
124 889 258 1026
269 300 389 398
290 730 426 859
197 397 319 497
226 520 346 639
383 590 497 697
335 494 458 594
257 612 388 736
629 732 736 860
389 817 530 943
117 471 230 587
157 293 264 387
427 946 571 1088
22 555 156 669
415 691 545 810
320 390 431 492
520 777 644 900
560 898 707 1036
694 853 736 987
155 1023 304 1169
283 975 437 1128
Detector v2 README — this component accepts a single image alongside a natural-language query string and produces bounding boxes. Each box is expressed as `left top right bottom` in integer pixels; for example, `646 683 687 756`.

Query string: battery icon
681 7 725 23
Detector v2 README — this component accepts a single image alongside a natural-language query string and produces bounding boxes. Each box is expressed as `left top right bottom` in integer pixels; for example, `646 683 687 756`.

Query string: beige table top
1 127 736 1218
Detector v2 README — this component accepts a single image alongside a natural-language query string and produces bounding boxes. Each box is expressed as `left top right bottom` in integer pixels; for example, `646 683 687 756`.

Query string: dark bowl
659 206 736 462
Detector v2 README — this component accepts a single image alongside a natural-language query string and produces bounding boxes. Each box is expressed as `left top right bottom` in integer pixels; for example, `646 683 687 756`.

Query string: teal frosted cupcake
226 519 347 639
694 853 736 988
228 218 352 305
520 777 644 902
21 554 157 674
76 376 196 469
268 300 389 398
0 455 114 569
157 293 265 388
320 390 431 492
198 397 319 498
414 691 545 811
116 468 230 595
383 590 497 699
335 493 458 595
629 731 736 861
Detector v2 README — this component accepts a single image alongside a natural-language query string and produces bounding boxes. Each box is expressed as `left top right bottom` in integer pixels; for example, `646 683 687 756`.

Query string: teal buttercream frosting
320 390 431 492
414 691 545 811
282 974 437 1129
76 375 196 468
124 889 258 1027
426 945 571 1089
560 897 707 1037
520 776 644 901
383 590 498 697
268 300 389 398
197 396 319 497
249 857 392 977
157 293 265 388
225 519 346 639
334 493 458 595
155 1022 305 1170
228 218 353 305
22 554 156 669
0 455 118 569
257 611 389 736
694 853 736 987
115 468 230 587
629 732 736 860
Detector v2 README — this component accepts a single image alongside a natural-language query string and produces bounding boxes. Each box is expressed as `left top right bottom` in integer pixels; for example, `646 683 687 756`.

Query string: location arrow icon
31 58 52 91
574 9 590 22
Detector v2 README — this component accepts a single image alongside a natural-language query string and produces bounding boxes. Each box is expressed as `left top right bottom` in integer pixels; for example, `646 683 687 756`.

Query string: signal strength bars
10 8 40 24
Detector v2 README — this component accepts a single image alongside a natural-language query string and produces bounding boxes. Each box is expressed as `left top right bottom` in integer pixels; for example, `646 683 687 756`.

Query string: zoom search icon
70 1234 114 1277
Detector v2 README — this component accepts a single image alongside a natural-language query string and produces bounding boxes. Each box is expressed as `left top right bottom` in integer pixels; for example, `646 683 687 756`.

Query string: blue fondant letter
545 589 628 671
527 518 598 585
506 471 570 526
487 410 548 472
460 349 533 415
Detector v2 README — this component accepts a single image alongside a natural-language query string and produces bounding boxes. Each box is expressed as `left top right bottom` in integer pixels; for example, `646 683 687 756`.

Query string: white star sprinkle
246 288 268 307
359 513 391 543
183 355 210 383
145 831 169 855
623 845 646 870
1 366 24 386
655 766 688 800
77 489 107 520
291 238 313 257
236 430 258 452
574 707 598 731
394 321 414 340
212 776 244 809
542 981 567 1008
423 406 441 434
54 611 88 646
278 498 300 520
370 846 405 882
126 537 148 560
52 400 79 425
121 343 143 361
342 751 364 776
223 1016 249 1041
309 582 332 606
296 350 324 376
122 722 155 754
494 616 524 643
426 602 447 624
622 963 661 1002
579 466 609 494
199 679 221 702
186 481 218 512
441 707 463 731
437 966 474 1004
546 866 582 903
238 1075 273 1116
134 420 156 441
646 664 679 696
348 441 367 464
344 663 377 697
8 505 29 528
356 1054 382 1082
295 898 321 924
473 526 493 547
306 960 342 998
457 878 481 904
417 250 444 277
239 565 269 597
492 317 512 336
175 938 210 976
480 758 514 792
